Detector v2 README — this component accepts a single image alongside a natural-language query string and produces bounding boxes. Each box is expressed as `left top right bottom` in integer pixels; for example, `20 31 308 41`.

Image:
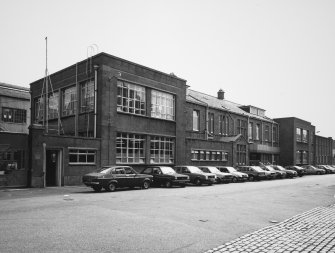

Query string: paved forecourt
204 204 335 253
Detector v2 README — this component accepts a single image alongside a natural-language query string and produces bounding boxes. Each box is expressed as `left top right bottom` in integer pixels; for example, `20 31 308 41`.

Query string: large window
116 133 145 164
237 119 247 139
208 113 214 134
264 125 270 141
81 80 94 113
237 144 247 165
193 110 200 131
191 149 228 161
69 148 96 164
48 92 59 120
2 107 27 123
151 90 175 120
302 151 308 164
296 150 302 164
219 115 229 136
302 129 308 143
34 97 44 123
255 124 260 140
62 86 77 116
248 122 253 141
296 128 302 142
0 150 25 174
117 81 146 115
273 126 278 143
150 136 174 164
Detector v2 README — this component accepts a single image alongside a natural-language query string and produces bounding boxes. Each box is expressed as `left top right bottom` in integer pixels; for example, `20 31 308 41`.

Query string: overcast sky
1 0 334 138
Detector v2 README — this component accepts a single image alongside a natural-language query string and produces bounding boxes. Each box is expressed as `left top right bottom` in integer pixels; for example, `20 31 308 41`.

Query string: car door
152 167 164 185
124 167 137 186
113 168 127 187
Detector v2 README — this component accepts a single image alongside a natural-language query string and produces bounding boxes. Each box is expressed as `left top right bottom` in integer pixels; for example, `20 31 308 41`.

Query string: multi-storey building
0 82 30 187
185 89 280 167
29 53 187 187
314 135 333 165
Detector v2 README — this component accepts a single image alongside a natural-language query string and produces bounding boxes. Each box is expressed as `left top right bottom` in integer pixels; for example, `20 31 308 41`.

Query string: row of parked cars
82 164 335 192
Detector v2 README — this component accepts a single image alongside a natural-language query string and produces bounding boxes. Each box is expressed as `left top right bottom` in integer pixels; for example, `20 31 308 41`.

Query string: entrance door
46 150 59 186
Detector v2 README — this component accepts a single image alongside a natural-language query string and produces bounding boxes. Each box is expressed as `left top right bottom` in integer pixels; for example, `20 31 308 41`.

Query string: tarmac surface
204 204 335 253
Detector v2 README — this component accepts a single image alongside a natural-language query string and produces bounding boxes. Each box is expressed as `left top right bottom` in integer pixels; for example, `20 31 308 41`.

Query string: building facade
314 135 333 165
0 82 30 187
29 53 187 187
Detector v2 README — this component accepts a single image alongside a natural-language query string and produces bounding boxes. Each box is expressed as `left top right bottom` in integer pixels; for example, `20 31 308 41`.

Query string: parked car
315 165 335 174
285 165 306 177
262 165 286 179
216 166 248 182
174 166 216 186
141 166 190 187
82 166 153 192
236 166 267 181
271 165 298 178
301 165 326 175
198 166 233 183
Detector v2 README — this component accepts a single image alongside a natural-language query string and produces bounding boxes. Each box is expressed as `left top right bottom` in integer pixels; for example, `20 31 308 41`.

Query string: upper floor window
117 81 146 115
2 107 27 124
273 126 278 142
81 80 94 113
296 128 302 142
34 97 44 123
255 124 260 140
219 115 229 136
62 86 77 116
151 90 175 120
264 125 270 141
237 119 247 139
302 129 308 143
208 113 214 134
248 122 253 141
193 110 200 131
48 92 59 120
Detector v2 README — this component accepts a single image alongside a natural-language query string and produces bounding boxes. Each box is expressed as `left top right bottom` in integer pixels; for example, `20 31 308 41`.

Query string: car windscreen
96 167 113 174
188 166 203 173
160 167 176 174
251 166 265 172
225 167 237 172
265 166 275 171
208 167 220 173
276 166 285 170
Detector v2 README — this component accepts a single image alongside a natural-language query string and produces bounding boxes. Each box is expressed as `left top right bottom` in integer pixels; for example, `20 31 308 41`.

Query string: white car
198 166 233 183
216 166 248 182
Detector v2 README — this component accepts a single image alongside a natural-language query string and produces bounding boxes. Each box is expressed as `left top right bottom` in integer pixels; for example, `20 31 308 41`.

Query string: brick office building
30 53 187 187
185 89 280 167
0 83 30 187
314 135 333 165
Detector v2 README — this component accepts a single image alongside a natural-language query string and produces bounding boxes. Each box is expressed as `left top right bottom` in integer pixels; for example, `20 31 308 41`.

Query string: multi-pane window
237 119 247 139
151 90 175 120
296 128 302 142
34 97 44 122
264 125 270 141
248 122 253 141
208 113 214 134
117 81 146 115
116 133 145 164
2 107 27 123
302 129 308 143
219 115 229 136
81 80 94 113
0 150 25 173
191 149 228 161
48 92 59 120
150 136 174 164
255 124 260 140
69 149 96 164
193 110 200 131
62 86 77 116
273 126 278 143
237 144 247 165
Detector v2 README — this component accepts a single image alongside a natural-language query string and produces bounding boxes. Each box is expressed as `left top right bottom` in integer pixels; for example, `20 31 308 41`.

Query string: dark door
46 150 58 186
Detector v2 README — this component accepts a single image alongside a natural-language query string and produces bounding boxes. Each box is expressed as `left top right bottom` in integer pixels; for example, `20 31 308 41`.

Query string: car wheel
106 182 116 192
92 186 102 192
249 175 254 181
194 178 202 186
232 177 237 183
180 184 186 188
165 181 172 188
142 180 150 189
317 171 321 175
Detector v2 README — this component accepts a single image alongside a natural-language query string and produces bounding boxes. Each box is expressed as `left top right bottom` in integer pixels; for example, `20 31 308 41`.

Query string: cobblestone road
204 204 335 253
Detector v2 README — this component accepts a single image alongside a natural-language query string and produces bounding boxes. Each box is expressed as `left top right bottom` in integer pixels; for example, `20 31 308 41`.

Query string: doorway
46 149 62 186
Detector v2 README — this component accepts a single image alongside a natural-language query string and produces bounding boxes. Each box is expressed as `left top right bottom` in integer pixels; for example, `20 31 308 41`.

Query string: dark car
174 166 216 186
271 165 297 178
141 166 190 187
316 165 335 174
82 166 153 192
285 165 305 177
216 166 248 182
301 165 326 175
236 166 267 181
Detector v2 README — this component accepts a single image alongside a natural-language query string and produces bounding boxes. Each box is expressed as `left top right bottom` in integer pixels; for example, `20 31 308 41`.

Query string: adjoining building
314 135 333 165
29 53 187 187
0 82 30 187
185 89 280 167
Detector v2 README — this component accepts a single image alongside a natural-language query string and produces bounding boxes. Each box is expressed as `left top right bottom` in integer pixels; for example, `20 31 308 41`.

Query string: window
264 125 270 141
191 150 228 161
302 151 308 164
205 151 210 160
273 126 278 143
193 110 200 131
81 80 94 113
69 149 96 164
48 92 59 120
116 133 145 164
296 151 302 164
150 136 174 164
248 122 253 141
255 124 260 140
237 144 247 165
62 86 77 116
34 97 44 123
237 119 247 139
0 150 25 174
296 128 302 142
117 81 146 115
208 113 214 134
191 150 199 160
302 130 308 143
151 90 175 120
2 107 27 123
219 115 229 136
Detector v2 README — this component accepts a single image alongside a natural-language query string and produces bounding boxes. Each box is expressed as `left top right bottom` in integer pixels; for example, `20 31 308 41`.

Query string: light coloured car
262 165 286 179
236 166 267 181
301 165 326 175
198 166 233 183
316 165 335 174
174 166 216 186
216 166 248 182
271 165 297 178
285 165 306 177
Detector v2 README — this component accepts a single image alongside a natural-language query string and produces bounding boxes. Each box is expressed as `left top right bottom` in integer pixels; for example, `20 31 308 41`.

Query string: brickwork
204 204 335 253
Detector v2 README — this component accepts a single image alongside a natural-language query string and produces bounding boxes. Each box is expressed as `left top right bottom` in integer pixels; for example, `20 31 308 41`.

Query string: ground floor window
150 136 174 164
116 133 145 164
236 144 247 165
69 148 96 164
0 150 25 174
191 149 228 161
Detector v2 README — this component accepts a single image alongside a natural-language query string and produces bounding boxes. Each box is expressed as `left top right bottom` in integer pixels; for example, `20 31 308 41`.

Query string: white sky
1 0 334 138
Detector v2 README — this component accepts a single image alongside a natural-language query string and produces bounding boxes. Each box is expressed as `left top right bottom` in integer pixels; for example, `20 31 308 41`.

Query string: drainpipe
43 142 46 188
93 65 99 138
205 104 209 140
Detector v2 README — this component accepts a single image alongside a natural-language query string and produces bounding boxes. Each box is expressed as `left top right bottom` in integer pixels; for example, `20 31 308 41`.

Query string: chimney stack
217 89 225 100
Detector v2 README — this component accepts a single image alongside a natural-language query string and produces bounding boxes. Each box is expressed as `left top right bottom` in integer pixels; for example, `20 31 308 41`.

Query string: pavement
204 203 335 253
